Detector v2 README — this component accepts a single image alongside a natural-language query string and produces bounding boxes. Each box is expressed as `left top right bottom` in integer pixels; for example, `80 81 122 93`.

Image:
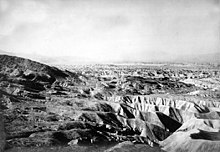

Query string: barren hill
0 54 69 79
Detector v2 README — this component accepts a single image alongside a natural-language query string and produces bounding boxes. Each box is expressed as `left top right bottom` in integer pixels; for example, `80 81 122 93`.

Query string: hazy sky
0 0 219 63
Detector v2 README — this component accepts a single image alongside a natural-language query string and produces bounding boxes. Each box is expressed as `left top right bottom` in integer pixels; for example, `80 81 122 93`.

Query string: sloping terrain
0 55 220 152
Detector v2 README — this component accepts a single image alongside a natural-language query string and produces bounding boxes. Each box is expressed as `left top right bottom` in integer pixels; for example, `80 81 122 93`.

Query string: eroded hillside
1 55 220 152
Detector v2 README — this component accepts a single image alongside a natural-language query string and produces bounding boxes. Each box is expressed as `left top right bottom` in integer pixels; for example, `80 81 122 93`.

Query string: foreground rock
104 141 164 152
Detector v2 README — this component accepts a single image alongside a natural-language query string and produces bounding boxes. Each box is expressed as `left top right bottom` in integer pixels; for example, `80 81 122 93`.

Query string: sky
0 0 219 63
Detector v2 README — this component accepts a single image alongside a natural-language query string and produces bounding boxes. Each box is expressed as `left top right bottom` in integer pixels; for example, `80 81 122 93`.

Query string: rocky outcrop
104 141 164 152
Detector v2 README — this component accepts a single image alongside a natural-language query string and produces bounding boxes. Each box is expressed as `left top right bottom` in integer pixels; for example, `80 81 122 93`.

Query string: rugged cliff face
1 55 220 152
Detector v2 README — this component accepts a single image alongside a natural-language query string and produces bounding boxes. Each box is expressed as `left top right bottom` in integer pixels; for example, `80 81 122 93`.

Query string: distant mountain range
173 52 220 64
0 50 219 65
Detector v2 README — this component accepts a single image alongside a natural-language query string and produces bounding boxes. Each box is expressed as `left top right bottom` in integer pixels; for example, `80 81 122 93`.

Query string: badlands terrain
0 54 220 152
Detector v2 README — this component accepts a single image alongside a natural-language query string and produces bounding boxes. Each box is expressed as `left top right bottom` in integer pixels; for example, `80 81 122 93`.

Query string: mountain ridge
0 54 69 79
0 50 219 65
